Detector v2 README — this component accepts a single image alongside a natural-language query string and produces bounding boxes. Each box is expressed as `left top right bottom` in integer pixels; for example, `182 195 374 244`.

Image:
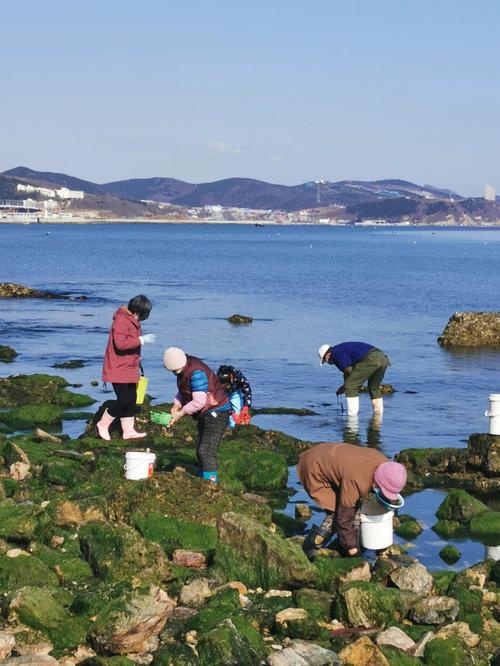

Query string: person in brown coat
297 442 407 559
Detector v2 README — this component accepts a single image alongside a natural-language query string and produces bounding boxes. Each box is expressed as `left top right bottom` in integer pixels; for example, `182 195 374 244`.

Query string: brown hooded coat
297 442 389 550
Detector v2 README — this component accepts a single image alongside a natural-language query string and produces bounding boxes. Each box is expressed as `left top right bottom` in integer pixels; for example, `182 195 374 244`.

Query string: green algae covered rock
293 587 334 623
1 404 65 429
394 515 423 540
89 585 176 656
29 542 94 584
79 658 136 666
380 645 421 665
432 570 456 595
469 510 500 543
219 445 288 491
78 521 173 585
432 519 468 539
0 373 95 408
151 644 199 665
0 499 51 542
335 580 413 628
197 618 265 666
8 585 89 652
314 556 367 593
215 511 316 589
0 553 60 591
41 458 89 487
0 345 17 363
435 490 489 523
134 512 217 557
424 635 475 665
439 545 461 564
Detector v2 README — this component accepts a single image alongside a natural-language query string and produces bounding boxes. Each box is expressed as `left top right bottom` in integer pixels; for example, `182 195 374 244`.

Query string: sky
2 1 500 196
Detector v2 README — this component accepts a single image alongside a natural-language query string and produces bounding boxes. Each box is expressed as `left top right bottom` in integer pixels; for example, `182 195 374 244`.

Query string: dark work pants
196 410 229 471
108 382 141 418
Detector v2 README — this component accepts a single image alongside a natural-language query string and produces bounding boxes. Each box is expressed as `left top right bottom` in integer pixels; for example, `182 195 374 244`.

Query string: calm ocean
1 222 500 568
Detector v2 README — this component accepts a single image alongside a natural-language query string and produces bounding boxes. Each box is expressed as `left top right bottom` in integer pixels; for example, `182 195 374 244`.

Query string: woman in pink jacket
96 295 155 440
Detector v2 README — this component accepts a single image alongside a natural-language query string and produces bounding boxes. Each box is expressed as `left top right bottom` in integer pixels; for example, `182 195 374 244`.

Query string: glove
139 334 156 345
239 405 251 424
336 385 345 396
231 411 242 425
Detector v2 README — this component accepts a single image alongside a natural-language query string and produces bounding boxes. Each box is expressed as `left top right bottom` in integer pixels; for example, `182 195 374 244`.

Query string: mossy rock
314 556 366 593
70 580 133 617
41 457 89 487
0 553 60 591
335 580 413 628
222 423 311 465
8 585 89 652
1 437 61 466
0 499 51 542
439 545 461 564
219 445 288 491
78 521 173 585
432 570 456 595
435 490 489 523
447 584 483 634
0 373 94 408
469 511 500 543
151 644 199 665
29 542 94 584
380 645 421 665
197 618 265 666
0 404 65 428
215 511 316 589
0 345 17 363
424 635 475 665
134 512 217 557
293 587 333 622
253 406 317 416
271 510 306 537
79 658 136 666
273 607 320 640
394 516 423 539
227 314 253 324
432 519 468 539
244 592 297 633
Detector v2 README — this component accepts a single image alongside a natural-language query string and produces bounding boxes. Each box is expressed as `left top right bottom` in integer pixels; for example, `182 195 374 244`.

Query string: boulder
411 596 459 625
435 621 480 647
467 433 500 476
227 314 253 324
469 510 500 542
172 549 207 568
376 626 416 651
179 579 212 607
0 373 95 408
0 282 85 299
196 617 264 665
216 511 316 589
0 345 17 363
338 635 390 666
268 639 342 665
423 635 475 665
90 585 175 655
435 489 489 523
438 311 500 347
335 580 414 628
0 632 15 660
439 545 461 564
389 561 434 596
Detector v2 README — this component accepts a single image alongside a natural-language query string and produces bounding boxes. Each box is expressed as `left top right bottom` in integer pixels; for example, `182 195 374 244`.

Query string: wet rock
294 588 334 623
54 500 84 528
295 503 312 519
172 549 207 568
410 596 459 624
179 579 212 608
376 625 416 651
274 607 317 640
135 512 217 557
435 621 480 647
389 560 434 596
432 519 467 539
0 281 86 300
78 521 173 585
0 499 50 543
90 585 176 655
268 638 342 665
439 545 461 564
423 635 475 665
468 433 500 475
435 489 489 523
453 561 492 589
469 510 500 542
394 515 423 540
0 632 15 660
32 428 64 444
196 617 265 665
335 580 414 628
0 345 17 363
227 313 253 324
216 511 316 589
338 635 390 666
0 552 59 591
52 359 86 369
0 373 95 408
2 657 59 665
438 311 500 347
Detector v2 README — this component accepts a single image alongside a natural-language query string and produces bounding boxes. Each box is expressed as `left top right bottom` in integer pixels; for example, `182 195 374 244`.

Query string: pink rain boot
96 409 115 441
120 417 146 440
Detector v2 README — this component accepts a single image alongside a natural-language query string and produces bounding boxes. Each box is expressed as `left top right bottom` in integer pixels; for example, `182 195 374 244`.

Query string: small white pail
360 498 394 550
485 394 500 435
486 545 500 561
125 450 156 480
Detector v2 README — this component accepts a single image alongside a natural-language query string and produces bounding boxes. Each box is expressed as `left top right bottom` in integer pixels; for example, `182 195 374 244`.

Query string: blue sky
2 1 499 196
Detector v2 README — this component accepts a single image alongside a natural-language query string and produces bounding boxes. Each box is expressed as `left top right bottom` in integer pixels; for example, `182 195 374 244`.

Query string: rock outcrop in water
0 282 86 300
0 374 499 664
438 311 500 347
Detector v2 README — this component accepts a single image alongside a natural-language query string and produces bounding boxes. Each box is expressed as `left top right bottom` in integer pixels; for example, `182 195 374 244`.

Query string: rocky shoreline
0 373 499 665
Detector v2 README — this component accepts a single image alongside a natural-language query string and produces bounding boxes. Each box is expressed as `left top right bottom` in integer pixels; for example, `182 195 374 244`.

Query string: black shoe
302 524 333 560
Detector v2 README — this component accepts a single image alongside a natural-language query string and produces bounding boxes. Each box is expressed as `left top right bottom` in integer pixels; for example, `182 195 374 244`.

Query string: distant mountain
0 165 468 214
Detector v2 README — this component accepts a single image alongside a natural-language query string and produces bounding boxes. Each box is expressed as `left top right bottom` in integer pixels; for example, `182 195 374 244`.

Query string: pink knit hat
373 462 407 500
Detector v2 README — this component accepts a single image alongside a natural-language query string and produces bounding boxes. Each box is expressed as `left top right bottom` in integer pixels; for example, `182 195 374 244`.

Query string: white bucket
485 394 500 435
359 498 394 550
486 545 500 561
125 450 156 480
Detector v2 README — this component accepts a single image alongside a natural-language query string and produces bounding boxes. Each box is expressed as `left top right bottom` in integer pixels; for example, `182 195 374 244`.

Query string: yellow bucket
136 376 149 405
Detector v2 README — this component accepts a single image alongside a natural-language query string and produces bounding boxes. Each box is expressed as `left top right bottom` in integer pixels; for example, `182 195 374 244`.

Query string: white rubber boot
120 417 146 440
371 397 384 416
96 409 115 441
346 396 359 416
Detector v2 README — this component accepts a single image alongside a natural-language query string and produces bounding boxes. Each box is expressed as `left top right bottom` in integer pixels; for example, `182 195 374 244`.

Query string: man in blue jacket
318 342 390 417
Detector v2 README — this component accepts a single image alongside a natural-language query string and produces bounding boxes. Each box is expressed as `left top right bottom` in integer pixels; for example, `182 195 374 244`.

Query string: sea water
1 222 500 568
